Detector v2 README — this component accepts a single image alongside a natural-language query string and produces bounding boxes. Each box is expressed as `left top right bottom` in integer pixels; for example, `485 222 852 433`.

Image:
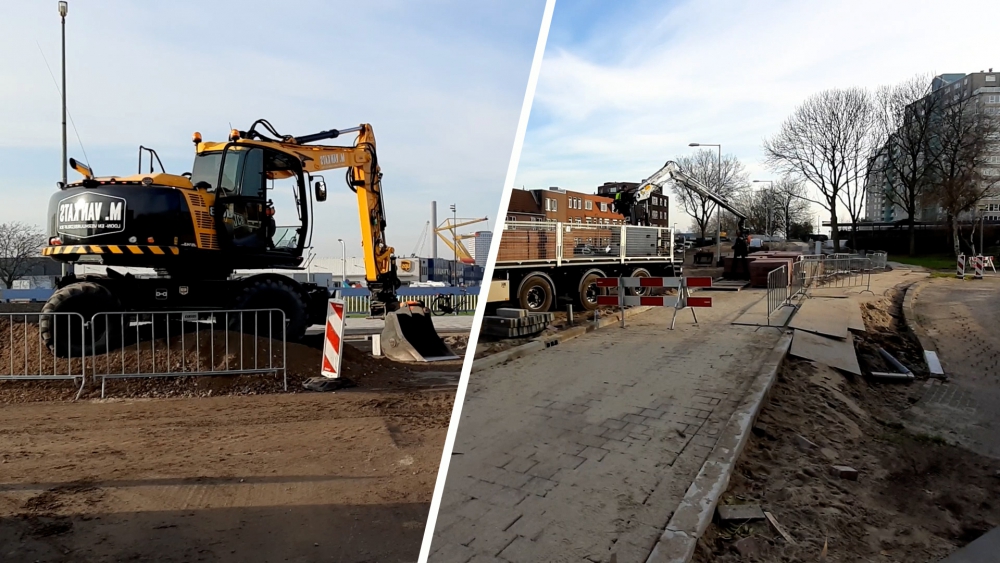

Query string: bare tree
764 87 877 251
773 176 813 239
0 222 47 290
672 150 749 238
731 189 778 236
926 97 1000 256
872 74 939 255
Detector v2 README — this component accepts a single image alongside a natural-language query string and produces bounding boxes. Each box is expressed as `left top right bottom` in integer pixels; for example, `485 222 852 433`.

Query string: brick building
505 189 546 222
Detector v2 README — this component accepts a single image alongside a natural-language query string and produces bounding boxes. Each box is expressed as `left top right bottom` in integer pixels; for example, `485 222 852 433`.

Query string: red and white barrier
974 255 984 280
957 254 966 279
594 276 713 329
321 299 346 378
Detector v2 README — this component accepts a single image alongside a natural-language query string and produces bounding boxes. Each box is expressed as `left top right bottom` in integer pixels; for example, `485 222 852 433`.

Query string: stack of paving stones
481 308 553 338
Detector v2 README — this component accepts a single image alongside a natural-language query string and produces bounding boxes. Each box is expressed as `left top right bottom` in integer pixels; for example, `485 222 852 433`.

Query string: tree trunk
907 220 916 256
951 215 961 257
829 209 840 253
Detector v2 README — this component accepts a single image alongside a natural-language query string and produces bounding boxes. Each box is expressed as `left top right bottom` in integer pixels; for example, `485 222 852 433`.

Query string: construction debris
716 503 765 523
480 310 553 338
829 465 859 481
763 511 796 545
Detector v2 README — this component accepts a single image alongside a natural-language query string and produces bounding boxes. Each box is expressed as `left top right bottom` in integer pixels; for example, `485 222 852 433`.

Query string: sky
0 0 546 258
514 0 1000 234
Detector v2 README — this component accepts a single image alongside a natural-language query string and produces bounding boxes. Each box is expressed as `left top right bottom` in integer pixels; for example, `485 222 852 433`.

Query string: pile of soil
695 285 1000 562
0 321 467 402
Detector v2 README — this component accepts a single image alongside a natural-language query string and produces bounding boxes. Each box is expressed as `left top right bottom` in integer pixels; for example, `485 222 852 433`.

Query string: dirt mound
0 321 466 402
695 286 1000 562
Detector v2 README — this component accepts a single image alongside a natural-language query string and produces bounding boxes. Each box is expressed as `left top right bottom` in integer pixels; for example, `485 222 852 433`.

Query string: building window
546 198 557 212
585 200 593 211
600 202 608 212
987 75 997 82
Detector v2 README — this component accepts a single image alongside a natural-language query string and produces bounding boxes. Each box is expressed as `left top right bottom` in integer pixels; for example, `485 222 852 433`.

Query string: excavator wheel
40 282 122 358
232 278 308 341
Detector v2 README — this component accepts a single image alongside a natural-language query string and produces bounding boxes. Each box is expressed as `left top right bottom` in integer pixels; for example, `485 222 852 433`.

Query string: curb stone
645 331 794 563
470 306 654 373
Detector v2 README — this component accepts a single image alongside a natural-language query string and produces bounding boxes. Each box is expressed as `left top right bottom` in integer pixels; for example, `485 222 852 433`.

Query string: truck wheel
40 282 122 358
629 268 652 296
234 278 308 341
517 274 554 313
577 270 607 311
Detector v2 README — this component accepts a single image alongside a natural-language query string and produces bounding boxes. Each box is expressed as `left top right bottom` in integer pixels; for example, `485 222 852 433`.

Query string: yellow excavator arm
198 124 395 302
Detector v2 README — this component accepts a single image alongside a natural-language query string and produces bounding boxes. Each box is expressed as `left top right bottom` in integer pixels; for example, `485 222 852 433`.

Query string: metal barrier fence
89 309 287 398
766 265 789 326
0 312 87 397
866 251 888 270
338 292 478 315
789 255 873 298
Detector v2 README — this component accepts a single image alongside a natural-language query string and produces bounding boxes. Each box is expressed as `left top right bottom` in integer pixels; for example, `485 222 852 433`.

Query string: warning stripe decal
42 245 180 256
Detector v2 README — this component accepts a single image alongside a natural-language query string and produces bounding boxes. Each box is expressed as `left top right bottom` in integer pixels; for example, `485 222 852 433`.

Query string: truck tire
629 268 652 296
517 274 554 313
577 269 607 311
234 278 309 341
40 282 122 358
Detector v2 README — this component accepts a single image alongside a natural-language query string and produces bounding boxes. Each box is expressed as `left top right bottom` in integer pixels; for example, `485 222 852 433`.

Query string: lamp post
58 1 69 279
689 142 722 265
337 238 346 287
753 180 774 238
449 204 457 286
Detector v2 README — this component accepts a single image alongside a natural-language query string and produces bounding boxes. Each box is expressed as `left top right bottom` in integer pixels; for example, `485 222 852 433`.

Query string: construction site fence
766 265 789 326
790 255 873 299
0 312 87 396
88 308 287 398
0 308 290 398
335 291 478 315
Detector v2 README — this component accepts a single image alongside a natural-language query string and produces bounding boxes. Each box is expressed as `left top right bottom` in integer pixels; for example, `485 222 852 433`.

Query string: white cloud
516 0 1000 231
0 0 544 257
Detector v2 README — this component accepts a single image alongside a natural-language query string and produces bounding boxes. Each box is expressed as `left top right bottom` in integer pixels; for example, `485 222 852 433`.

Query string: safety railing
337 292 479 315
89 309 287 398
789 255 873 298
498 221 676 267
0 312 87 397
865 251 888 270
766 265 789 326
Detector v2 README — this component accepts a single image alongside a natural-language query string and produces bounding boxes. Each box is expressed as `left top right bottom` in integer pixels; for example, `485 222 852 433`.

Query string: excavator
41 120 456 363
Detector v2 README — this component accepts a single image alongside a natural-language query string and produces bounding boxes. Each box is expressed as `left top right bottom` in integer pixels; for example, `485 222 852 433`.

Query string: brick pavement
428 290 781 562
909 277 1000 459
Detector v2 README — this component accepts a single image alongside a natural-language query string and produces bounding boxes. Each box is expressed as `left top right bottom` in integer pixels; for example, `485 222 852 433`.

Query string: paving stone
716 503 765 523
522 476 557 496
830 465 859 480
431 540 476 563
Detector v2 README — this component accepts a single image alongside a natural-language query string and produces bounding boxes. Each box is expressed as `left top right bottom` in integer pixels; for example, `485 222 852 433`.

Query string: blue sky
0 0 545 258
515 0 1000 231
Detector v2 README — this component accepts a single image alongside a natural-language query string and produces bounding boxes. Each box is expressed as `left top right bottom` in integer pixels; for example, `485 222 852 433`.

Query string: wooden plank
764 511 796 545
788 298 850 339
790 329 861 376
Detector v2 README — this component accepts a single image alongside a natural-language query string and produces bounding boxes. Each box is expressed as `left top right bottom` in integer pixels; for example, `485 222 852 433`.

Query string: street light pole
689 142 722 265
59 1 68 187
337 238 346 287
58 1 69 280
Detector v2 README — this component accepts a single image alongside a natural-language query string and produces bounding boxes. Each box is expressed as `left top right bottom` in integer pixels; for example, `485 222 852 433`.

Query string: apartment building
867 69 1000 222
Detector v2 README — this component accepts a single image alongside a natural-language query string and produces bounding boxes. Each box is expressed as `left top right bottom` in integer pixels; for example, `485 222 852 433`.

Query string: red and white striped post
957 254 966 280
321 299 346 378
974 255 984 280
594 276 713 329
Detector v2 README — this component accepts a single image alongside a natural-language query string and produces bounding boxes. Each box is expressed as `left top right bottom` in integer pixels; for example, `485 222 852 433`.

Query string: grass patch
890 254 956 270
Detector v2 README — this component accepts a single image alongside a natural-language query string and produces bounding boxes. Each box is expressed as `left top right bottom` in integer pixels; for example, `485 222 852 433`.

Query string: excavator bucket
380 303 459 362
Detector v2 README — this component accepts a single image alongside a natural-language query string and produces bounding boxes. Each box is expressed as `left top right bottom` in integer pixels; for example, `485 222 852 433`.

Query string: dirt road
0 379 455 562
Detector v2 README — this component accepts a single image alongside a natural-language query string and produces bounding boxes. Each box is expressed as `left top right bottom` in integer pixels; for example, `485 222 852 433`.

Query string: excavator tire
40 282 122 358
232 277 308 342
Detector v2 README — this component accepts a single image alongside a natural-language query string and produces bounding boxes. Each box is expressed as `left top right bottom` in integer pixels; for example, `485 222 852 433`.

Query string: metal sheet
790 329 861 376
788 298 850 339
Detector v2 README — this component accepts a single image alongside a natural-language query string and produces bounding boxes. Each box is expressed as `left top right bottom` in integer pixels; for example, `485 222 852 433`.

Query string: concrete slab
788 298 849 339
938 526 1000 562
790 329 861 376
846 298 866 332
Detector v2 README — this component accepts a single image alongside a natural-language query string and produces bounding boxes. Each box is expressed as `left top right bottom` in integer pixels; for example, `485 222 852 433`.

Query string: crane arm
635 160 748 232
